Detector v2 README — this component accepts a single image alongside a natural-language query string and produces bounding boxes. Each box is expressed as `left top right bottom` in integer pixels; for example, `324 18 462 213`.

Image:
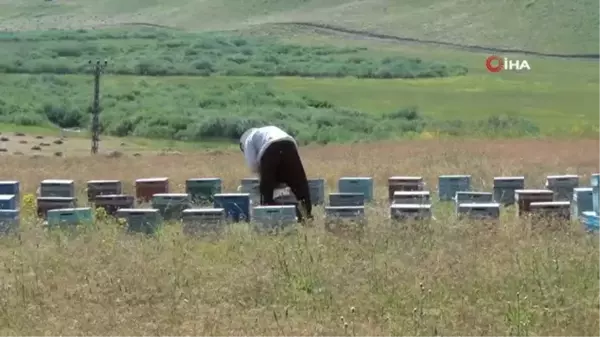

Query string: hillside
0 0 598 54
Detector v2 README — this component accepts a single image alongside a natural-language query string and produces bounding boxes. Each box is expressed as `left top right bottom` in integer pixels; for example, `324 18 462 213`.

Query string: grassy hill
0 0 598 54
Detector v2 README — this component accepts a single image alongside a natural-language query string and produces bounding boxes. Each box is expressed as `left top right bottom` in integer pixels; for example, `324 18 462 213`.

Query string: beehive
388 176 424 201
86 180 122 202
308 178 326 205
93 194 135 216
529 201 571 221
116 208 162 234
454 191 493 212
493 176 525 205
591 174 600 213
0 181 19 208
338 177 373 202
181 208 226 235
580 211 599 232
185 178 222 204
571 187 593 219
515 189 554 216
47 207 93 227
392 191 430 205
151 193 191 220
545 175 579 201
329 192 364 207
438 175 471 201
213 193 251 222
0 194 16 210
40 179 75 198
252 205 297 232
390 204 432 221
135 177 169 203
457 203 500 220
325 206 365 222
36 197 76 218
240 178 260 202
0 210 19 235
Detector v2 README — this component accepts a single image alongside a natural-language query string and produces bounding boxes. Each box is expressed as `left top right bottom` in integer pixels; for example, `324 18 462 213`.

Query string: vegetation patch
0 74 539 144
0 28 468 79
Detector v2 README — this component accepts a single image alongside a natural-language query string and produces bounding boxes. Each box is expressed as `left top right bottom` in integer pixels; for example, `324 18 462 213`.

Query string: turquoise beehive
117 208 162 235
151 193 191 220
581 211 599 232
338 177 373 202
591 174 599 213
0 181 19 209
0 194 16 210
47 207 93 227
329 192 364 207
186 178 222 204
252 205 297 232
571 187 593 219
438 175 471 201
0 210 19 235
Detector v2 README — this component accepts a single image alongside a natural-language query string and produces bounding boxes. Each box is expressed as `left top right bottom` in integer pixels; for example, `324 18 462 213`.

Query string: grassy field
0 0 598 54
0 139 598 335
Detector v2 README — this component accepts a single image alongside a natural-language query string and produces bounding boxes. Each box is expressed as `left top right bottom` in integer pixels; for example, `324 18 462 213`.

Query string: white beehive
392 191 430 205
515 189 554 216
388 176 424 201
457 203 500 220
390 204 432 221
252 205 297 232
529 201 571 221
545 175 579 201
40 179 75 198
240 178 260 202
571 187 593 219
493 176 525 205
181 208 226 235
438 175 471 201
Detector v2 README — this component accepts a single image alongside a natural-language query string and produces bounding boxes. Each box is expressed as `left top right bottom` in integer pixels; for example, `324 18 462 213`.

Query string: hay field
0 138 598 335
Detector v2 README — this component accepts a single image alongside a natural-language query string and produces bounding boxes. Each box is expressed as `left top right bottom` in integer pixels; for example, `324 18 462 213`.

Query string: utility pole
89 60 107 155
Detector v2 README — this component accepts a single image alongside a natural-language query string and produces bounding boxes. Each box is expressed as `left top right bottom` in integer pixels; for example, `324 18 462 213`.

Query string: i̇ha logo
485 55 531 73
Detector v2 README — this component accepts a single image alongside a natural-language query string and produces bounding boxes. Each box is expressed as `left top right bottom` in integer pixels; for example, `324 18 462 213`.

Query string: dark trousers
259 140 312 222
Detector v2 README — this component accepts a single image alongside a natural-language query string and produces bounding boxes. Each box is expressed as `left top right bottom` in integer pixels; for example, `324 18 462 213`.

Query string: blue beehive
0 194 16 210
571 187 593 219
252 205 297 232
308 178 326 205
457 203 500 220
47 207 93 227
151 193 191 220
117 208 162 234
0 181 19 208
581 211 599 232
591 174 599 213
390 204 432 221
186 178 222 204
392 191 430 205
181 208 226 235
438 175 471 201
213 193 251 222
40 179 75 198
545 175 579 201
329 192 364 207
493 176 525 205
338 177 373 202
0 210 19 234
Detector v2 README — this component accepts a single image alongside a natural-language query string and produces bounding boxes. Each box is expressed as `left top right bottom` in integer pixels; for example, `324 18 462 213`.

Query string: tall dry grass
0 138 598 335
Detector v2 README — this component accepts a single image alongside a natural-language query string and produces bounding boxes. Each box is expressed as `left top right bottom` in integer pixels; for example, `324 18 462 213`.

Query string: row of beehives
0 174 598 234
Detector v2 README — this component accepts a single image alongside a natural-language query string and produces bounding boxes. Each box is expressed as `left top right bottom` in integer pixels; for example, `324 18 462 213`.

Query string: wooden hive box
493 176 525 205
135 177 169 203
388 176 424 202
515 189 554 216
87 180 122 202
40 179 75 198
185 178 222 204
545 175 579 201
93 194 135 216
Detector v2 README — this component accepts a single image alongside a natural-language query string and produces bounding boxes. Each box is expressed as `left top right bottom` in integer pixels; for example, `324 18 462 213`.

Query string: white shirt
241 126 297 173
